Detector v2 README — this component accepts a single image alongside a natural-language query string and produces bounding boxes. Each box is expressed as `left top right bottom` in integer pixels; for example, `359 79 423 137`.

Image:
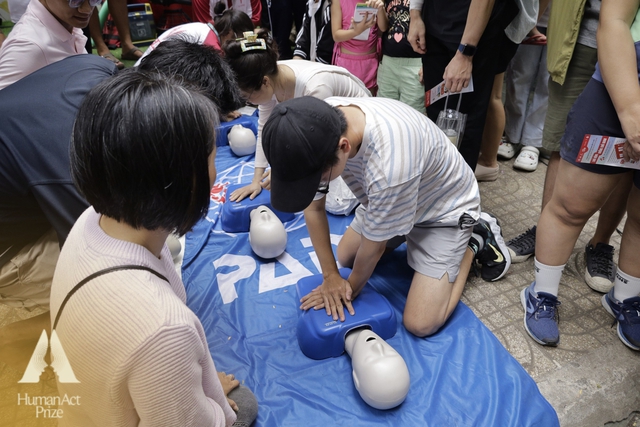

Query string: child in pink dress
331 0 387 94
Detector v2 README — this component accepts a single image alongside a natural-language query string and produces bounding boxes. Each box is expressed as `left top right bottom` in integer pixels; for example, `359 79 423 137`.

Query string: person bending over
223 29 371 203
262 96 511 337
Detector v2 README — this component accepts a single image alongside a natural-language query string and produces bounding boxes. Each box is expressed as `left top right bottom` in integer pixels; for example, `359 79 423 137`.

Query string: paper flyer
352 3 378 41
576 134 640 170
425 78 474 107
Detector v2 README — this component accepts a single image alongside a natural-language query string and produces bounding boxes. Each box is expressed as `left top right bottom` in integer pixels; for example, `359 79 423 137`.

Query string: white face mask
228 124 257 157
249 206 287 259
344 329 410 410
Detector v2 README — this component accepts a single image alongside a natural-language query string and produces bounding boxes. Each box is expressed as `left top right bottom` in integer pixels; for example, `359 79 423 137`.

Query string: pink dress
332 0 381 92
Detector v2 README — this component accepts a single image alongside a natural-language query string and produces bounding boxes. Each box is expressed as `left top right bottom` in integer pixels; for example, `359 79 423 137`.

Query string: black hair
213 2 254 39
222 27 279 92
138 39 244 117
321 106 349 171
70 69 219 236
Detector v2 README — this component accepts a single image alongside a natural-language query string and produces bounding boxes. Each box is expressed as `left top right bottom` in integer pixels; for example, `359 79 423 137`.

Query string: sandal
513 146 540 172
121 47 143 61
101 52 125 70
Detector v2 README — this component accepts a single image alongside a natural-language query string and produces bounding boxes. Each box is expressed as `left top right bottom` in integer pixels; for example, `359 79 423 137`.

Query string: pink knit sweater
50 207 237 426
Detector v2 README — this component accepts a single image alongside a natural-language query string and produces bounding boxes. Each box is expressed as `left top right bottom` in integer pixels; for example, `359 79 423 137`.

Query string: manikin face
40 0 93 32
348 330 410 410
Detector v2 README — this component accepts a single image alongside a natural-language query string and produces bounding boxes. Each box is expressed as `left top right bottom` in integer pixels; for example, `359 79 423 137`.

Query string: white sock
613 268 640 302
533 258 564 297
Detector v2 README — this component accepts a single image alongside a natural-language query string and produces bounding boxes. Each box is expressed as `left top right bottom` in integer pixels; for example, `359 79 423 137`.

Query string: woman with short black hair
50 68 258 426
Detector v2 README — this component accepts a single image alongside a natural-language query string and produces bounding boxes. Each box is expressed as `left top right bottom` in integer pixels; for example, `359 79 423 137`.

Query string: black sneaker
506 226 536 263
584 243 616 293
474 212 511 281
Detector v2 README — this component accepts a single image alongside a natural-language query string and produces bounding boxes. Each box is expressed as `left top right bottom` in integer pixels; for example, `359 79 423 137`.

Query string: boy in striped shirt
262 96 510 337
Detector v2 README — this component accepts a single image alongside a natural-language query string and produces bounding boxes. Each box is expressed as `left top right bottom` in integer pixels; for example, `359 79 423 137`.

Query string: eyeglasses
68 0 101 8
317 165 333 194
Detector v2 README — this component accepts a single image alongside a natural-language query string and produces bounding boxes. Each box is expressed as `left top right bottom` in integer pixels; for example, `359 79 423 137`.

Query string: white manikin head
249 206 287 259
344 329 410 410
228 124 257 156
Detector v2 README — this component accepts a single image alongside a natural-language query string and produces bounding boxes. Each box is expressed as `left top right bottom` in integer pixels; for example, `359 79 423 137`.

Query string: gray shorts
349 205 473 283
542 43 598 152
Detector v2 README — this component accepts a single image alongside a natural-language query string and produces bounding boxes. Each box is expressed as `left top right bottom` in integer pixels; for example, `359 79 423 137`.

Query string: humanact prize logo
17 329 81 419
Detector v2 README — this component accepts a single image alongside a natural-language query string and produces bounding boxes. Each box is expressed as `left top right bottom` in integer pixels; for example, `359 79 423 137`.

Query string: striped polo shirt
326 97 480 242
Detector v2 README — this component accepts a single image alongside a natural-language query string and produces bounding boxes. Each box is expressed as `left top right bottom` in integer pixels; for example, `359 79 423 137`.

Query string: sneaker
473 212 511 281
497 138 518 160
521 282 561 346
584 243 616 293
507 226 536 263
601 290 640 351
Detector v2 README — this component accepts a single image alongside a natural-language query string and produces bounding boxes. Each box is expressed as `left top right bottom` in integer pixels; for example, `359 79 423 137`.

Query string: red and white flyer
576 134 640 170
424 78 474 108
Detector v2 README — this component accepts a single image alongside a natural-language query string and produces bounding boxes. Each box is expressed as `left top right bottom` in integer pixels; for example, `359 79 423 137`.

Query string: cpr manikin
249 206 287 258
344 328 410 410
228 124 257 156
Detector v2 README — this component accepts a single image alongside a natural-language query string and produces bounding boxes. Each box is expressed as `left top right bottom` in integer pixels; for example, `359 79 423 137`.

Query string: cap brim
269 168 323 213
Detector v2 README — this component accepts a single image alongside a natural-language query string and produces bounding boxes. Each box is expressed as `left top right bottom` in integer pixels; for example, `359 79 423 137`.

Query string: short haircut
138 39 244 117
71 69 219 236
223 28 279 92
321 106 349 172
213 3 254 39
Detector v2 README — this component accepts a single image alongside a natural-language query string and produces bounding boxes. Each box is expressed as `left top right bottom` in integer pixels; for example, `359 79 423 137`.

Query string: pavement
0 154 639 426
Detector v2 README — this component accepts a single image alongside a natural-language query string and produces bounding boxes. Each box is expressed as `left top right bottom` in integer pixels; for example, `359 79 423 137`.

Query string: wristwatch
457 43 477 57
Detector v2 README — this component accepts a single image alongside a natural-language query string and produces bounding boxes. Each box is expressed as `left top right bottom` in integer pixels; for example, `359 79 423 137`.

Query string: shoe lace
590 246 615 276
509 227 535 252
534 294 560 321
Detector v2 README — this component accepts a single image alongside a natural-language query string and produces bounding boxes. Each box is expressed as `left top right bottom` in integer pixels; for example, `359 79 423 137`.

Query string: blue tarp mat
182 146 559 427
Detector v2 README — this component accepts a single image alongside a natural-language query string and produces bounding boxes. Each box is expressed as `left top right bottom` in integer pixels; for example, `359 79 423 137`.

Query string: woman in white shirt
223 28 371 203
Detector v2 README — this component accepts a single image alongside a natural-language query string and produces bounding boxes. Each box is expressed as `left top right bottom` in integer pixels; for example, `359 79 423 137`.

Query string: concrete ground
0 154 639 426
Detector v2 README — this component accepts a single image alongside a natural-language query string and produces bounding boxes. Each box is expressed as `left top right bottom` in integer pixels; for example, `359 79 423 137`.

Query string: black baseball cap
262 96 342 213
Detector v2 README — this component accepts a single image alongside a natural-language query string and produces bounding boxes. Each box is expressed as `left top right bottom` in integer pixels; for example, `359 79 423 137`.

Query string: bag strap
53 265 168 330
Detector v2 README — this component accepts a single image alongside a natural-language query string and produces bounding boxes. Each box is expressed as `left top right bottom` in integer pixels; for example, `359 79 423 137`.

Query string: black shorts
560 77 640 189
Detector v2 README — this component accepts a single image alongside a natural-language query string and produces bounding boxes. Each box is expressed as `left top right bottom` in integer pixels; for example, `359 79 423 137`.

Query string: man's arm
300 197 355 321
408 0 426 54
443 0 495 93
347 235 387 296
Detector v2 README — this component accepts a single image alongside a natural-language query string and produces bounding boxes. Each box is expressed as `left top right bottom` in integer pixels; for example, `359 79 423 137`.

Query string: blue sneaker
520 282 561 346
601 290 640 351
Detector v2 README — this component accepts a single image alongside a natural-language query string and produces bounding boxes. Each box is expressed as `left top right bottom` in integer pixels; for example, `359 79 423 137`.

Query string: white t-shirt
254 60 371 168
326 97 480 241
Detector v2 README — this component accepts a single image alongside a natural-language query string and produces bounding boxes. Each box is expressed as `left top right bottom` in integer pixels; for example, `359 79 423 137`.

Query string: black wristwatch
457 43 477 57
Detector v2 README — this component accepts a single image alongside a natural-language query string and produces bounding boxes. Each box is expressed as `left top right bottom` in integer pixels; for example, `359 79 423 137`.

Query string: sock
468 233 484 255
613 268 640 302
533 257 564 297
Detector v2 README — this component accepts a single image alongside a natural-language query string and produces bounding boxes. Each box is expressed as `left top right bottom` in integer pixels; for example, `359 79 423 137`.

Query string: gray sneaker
584 243 616 293
507 226 536 263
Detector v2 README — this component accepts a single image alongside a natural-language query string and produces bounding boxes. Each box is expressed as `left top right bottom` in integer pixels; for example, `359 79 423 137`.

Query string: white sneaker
497 139 517 160
513 146 540 171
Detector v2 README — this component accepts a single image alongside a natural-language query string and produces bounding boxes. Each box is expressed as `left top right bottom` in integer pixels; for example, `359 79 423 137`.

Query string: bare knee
403 316 444 338
548 197 594 229
336 246 354 268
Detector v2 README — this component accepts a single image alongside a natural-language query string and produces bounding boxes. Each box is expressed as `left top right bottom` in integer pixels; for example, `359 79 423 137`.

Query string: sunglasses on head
68 0 101 8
